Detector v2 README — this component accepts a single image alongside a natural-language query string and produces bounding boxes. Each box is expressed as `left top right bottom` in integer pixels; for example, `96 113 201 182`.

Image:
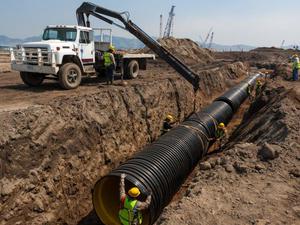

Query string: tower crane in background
159 14 163 39
280 40 285 49
208 32 214 49
163 5 175 38
202 27 213 47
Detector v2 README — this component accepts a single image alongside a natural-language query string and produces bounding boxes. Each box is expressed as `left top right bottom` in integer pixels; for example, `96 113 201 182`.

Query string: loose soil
156 80 300 225
0 39 251 225
0 51 11 73
0 39 299 225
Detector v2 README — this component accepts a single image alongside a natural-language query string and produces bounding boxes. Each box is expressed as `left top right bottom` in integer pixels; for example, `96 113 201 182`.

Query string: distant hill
1 34 296 51
111 36 144 49
199 42 256 52
0 35 41 47
200 42 298 52
212 43 256 52
0 34 144 50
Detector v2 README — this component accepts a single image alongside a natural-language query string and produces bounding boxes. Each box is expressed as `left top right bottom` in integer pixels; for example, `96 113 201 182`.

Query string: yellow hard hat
166 114 174 122
256 79 262 84
109 45 115 51
128 187 140 198
218 123 225 128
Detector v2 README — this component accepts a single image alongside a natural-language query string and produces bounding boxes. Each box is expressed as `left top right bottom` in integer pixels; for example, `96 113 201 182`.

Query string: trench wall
0 62 247 225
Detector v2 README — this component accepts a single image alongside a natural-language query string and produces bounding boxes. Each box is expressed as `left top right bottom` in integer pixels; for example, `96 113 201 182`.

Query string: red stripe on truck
82 58 94 63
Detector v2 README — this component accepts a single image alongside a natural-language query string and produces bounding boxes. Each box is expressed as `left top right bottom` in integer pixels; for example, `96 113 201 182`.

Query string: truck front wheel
20 72 44 87
125 60 139 79
58 63 82 90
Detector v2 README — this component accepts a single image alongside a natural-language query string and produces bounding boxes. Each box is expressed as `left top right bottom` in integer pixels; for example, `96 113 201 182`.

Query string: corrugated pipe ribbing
93 74 262 225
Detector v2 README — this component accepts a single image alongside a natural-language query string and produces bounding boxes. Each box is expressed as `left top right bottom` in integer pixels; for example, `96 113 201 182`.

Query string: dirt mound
157 82 300 225
0 61 248 225
0 51 11 73
158 37 215 65
141 37 215 66
251 47 286 52
215 48 300 69
274 63 293 80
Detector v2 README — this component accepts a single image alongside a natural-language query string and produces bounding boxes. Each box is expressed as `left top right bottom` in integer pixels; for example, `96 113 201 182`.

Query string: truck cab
11 25 155 89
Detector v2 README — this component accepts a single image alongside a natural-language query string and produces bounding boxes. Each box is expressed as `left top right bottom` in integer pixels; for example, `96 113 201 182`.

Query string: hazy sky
0 0 299 47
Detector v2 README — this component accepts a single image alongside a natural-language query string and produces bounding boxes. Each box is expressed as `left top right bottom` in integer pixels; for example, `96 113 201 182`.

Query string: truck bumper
11 63 59 75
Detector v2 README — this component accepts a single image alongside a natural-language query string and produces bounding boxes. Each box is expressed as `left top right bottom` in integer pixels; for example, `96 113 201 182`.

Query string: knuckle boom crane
76 2 200 90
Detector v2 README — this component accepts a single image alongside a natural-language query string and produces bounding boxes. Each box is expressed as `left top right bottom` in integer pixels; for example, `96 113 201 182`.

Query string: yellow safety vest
215 128 225 139
119 197 142 225
103 52 113 67
247 85 253 95
293 61 300 69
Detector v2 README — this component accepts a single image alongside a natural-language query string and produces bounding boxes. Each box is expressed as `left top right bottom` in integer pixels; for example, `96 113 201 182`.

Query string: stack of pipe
93 73 261 225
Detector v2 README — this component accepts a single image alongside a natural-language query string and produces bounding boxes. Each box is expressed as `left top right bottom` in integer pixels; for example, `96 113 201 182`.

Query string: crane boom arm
76 2 199 89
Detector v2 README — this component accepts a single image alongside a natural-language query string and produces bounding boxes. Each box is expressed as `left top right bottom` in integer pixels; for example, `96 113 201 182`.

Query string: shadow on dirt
0 75 124 92
77 210 103 225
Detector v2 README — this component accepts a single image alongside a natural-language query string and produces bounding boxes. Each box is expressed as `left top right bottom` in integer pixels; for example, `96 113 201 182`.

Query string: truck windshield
42 28 77 41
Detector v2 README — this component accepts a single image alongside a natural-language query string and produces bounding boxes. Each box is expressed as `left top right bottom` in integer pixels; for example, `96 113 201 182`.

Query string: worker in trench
291 54 300 81
209 122 228 150
119 173 152 225
255 78 263 97
247 83 254 102
161 114 177 135
247 75 267 102
103 45 116 85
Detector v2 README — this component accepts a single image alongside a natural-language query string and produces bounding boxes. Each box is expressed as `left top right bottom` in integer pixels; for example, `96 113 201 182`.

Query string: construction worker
119 173 151 225
103 45 116 85
255 78 262 97
214 122 228 149
292 54 300 81
162 114 176 134
247 84 254 102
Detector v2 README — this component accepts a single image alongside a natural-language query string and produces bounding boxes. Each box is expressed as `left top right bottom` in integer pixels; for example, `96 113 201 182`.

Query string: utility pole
159 14 163 39
163 5 175 38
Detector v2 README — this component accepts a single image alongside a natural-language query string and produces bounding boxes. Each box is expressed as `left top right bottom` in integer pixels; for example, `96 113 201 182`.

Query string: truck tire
58 63 82 90
125 60 139 79
20 72 44 87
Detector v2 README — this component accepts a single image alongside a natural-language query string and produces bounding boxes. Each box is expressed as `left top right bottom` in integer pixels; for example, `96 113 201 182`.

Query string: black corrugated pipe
215 73 261 112
93 74 261 225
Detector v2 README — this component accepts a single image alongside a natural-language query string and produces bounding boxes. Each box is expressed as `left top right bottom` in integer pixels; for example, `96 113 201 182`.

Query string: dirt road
0 72 124 111
0 62 174 112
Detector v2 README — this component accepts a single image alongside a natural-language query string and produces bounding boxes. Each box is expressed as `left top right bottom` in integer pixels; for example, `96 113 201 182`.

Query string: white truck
10 25 155 89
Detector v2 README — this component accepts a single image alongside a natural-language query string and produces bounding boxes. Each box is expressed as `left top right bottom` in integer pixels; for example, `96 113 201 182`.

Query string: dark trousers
106 65 115 84
293 68 299 81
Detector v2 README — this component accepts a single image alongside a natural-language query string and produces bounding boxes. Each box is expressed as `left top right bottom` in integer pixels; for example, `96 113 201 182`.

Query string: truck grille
24 47 50 65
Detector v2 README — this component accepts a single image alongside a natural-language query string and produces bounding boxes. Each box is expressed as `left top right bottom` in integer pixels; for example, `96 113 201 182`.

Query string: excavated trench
0 60 249 225
2 63 297 225
2 34 299 225
155 80 300 225
92 74 263 225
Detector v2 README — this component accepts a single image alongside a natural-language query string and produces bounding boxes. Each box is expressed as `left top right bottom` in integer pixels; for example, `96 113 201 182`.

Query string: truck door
79 30 95 64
